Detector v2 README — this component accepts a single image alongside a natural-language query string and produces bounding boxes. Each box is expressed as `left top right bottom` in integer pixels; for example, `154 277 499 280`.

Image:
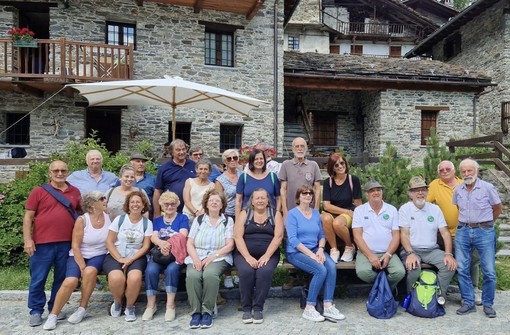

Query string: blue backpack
406 270 445 318
366 271 398 319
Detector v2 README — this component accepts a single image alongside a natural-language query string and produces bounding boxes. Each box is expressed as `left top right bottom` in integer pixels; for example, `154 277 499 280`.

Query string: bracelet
384 252 392 258
318 246 324 250
194 210 198 215
444 252 454 257
406 250 415 255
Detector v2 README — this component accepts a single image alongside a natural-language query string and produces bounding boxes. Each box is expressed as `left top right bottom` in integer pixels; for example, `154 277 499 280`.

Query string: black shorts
102 254 147 274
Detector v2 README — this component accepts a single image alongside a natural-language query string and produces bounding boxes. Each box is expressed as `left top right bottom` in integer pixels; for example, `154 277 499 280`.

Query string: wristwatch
406 250 415 256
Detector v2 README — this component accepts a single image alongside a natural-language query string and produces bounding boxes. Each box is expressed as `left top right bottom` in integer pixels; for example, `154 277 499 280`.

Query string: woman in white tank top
183 159 215 222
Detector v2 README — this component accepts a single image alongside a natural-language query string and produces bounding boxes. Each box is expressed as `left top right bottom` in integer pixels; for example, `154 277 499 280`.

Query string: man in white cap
399 176 457 297
352 180 405 290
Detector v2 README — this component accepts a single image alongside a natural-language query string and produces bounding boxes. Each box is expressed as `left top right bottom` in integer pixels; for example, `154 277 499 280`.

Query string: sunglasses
163 202 178 207
51 169 68 174
439 167 452 173
334 161 346 168
192 152 203 157
301 191 313 196
98 196 107 201
226 156 239 162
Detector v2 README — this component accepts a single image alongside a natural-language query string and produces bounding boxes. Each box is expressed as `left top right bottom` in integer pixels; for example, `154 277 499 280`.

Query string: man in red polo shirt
23 160 81 327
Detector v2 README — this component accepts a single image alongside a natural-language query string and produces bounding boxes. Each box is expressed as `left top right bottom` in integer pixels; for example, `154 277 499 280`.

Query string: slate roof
284 51 492 86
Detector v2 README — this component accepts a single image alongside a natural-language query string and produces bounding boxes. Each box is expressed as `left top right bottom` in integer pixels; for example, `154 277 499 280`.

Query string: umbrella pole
172 104 176 141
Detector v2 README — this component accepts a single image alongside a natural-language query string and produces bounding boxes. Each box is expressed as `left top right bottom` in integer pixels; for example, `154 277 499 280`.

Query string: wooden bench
281 260 434 271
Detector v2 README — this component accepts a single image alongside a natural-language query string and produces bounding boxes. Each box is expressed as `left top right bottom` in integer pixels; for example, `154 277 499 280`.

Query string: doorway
86 107 122 153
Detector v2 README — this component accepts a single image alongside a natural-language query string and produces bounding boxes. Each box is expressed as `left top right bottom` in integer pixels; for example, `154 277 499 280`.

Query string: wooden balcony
0 38 134 93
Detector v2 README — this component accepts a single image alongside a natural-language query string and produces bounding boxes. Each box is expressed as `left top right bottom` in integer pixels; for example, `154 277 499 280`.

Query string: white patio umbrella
67 75 267 140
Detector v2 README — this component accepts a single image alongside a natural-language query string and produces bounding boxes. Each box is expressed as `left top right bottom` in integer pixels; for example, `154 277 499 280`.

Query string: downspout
472 95 477 135
273 0 279 153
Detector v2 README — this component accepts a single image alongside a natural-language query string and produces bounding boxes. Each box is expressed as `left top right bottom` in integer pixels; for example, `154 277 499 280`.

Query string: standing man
454 159 502 317
399 176 457 296
23 160 82 326
153 139 196 216
66 149 117 194
129 153 156 219
352 180 405 291
427 160 481 304
278 137 322 219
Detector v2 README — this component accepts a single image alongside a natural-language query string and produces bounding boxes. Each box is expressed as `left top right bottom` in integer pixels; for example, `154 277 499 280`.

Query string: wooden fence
446 132 510 177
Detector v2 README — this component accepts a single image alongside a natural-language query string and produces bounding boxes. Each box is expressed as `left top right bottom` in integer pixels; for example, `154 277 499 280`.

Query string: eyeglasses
51 169 68 174
98 196 107 201
192 152 203 157
226 156 239 162
439 167 452 173
334 161 346 168
163 202 178 208
301 191 313 196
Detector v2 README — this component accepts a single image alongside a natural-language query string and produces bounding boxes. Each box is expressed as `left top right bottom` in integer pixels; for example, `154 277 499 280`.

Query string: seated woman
185 189 234 329
106 164 150 221
320 153 362 263
43 191 110 330
103 191 152 322
234 188 283 324
142 191 189 322
183 159 215 222
285 185 345 322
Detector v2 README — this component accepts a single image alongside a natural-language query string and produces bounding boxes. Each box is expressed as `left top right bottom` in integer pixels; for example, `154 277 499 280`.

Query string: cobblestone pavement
0 289 509 335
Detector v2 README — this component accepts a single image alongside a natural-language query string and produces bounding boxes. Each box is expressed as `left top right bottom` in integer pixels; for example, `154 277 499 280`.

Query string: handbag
150 245 175 266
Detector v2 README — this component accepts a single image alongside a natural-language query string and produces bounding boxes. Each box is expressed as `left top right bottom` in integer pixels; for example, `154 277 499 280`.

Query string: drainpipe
273 0 279 153
472 95 477 135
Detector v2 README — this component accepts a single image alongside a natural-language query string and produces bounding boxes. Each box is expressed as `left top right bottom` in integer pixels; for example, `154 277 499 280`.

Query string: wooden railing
0 38 134 82
447 132 510 177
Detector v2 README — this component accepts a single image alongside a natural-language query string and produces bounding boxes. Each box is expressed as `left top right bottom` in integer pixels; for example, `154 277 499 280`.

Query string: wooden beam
247 0 264 20
194 0 204 13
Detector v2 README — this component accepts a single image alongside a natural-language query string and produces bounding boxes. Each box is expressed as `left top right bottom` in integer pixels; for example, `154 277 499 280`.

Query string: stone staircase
481 169 510 257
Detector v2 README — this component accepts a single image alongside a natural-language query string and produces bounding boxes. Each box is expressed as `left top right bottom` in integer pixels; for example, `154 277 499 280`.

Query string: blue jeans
145 259 181 296
28 242 71 315
286 249 336 305
455 225 496 307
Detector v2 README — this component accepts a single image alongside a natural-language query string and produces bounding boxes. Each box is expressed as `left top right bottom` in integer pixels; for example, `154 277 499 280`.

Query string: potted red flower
8 27 37 47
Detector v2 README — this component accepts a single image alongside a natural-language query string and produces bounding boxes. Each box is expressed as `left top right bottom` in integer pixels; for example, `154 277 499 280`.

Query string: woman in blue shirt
285 185 345 322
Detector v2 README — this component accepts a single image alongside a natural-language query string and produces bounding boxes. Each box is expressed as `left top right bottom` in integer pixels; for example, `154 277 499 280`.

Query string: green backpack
407 270 445 318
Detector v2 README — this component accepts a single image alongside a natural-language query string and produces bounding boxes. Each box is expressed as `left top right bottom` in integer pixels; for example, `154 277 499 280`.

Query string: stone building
406 0 510 140
281 0 493 163
0 0 293 182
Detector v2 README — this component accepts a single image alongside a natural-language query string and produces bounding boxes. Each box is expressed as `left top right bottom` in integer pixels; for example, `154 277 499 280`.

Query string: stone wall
289 0 321 24
0 0 284 168
431 0 510 140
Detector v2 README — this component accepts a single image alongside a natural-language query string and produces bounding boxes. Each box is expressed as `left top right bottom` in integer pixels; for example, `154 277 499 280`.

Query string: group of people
22 137 503 331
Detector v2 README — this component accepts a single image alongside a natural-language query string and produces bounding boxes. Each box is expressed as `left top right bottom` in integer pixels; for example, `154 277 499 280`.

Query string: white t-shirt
352 201 399 253
108 215 153 258
398 201 447 249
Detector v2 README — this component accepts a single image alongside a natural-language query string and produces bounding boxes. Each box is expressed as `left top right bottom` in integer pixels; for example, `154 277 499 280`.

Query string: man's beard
414 199 426 207
464 175 477 185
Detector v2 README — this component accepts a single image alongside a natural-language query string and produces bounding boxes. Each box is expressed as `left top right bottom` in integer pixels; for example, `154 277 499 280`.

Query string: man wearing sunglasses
427 160 481 305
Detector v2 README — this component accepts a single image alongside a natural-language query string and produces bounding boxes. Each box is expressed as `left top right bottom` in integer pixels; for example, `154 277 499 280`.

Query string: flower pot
13 39 38 48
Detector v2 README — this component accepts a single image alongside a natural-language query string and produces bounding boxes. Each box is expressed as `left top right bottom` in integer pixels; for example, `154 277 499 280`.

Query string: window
288 36 300 50
389 46 401 58
205 30 233 67
168 122 192 146
421 110 438 145
444 33 461 60
350 45 363 55
5 113 30 145
220 124 242 152
312 112 336 146
106 21 136 49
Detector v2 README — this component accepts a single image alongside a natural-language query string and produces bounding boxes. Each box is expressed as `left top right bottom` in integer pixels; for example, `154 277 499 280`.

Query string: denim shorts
65 254 107 278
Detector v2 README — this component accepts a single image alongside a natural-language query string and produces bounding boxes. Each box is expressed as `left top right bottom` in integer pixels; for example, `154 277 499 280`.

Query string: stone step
496 249 510 257
498 236 510 244
499 223 510 231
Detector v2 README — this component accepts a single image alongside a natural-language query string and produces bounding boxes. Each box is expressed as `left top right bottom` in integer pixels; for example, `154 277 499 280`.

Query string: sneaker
302 308 325 322
483 306 497 318
475 290 482 306
124 305 136 322
42 314 57 330
110 302 122 317
233 275 240 285
323 305 346 321
340 245 355 262
56 312 66 320
142 306 157 321
189 313 201 329
224 276 234 288
68 307 86 324
330 248 340 263
29 313 43 327
200 313 213 328
456 304 476 315
242 311 253 324
253 311 263 324
165 307 176 322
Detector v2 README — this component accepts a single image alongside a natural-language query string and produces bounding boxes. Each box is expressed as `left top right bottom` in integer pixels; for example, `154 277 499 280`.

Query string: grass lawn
1 258 509 291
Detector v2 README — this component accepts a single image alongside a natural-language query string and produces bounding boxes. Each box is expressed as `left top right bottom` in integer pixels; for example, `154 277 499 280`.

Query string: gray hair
222 148 240 162
169 139 187 156
459 158 479 171
437 160 455 172
195 159 212 172
85 149 103 162
81 191 104 213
